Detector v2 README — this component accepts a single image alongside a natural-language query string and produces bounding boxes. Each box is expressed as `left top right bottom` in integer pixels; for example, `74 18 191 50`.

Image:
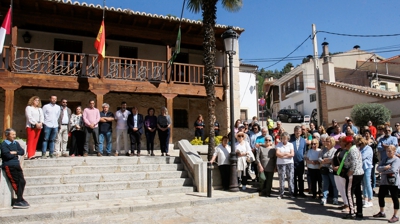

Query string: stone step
23 156 181 168
24 178 193 196
0 191 256 223
25 171 189 185
23 163 184 176
24 186 194 204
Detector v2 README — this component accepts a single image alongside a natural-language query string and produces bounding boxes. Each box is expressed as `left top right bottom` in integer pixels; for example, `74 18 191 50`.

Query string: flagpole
9 0 13 46
103 0 105 20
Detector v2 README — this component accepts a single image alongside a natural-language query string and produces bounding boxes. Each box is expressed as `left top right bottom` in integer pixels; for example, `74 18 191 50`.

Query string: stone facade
1 88 230 150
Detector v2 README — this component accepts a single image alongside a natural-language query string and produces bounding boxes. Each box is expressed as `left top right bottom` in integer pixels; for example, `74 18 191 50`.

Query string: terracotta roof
379 55 400 64
240 63 258 68
48 0 244 32
321 81 400 99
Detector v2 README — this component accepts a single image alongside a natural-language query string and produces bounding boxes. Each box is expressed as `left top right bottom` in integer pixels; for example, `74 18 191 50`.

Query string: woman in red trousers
25 96 44 159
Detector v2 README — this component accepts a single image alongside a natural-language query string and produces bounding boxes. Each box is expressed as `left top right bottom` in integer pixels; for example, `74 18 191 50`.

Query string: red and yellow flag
94 20 105 61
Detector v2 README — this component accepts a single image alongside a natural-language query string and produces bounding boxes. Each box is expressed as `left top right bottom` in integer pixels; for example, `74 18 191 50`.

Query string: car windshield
287 109 299 114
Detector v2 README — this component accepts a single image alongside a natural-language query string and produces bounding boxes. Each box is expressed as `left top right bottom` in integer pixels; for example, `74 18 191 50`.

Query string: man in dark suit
290 125 307 197
127 106 144 156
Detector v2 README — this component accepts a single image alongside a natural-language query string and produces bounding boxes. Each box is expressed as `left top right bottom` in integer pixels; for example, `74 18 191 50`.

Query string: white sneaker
333 198 339 205
320 198 327 205
363 201 373 208
277 195 283 199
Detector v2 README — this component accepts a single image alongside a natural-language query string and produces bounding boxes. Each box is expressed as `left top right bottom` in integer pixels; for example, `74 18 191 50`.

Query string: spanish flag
94 20 105 61
0 8 11 54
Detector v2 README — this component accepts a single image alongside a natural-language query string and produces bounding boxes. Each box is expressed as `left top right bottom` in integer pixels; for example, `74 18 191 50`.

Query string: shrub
350 103 391 127
204 135 223 147
190 137 203 145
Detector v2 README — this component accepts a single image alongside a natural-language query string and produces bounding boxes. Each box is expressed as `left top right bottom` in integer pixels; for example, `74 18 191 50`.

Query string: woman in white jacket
25 96 44 159
236 131 252 191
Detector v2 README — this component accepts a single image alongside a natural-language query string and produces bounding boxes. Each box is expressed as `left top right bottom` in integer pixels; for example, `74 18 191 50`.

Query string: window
54 39 83 53
240 109 248 121
119 46 138 59
173 109 188 128
310 93 316 102
380 82 388 90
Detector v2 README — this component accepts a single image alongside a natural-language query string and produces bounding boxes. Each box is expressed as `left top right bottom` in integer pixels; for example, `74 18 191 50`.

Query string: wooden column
162 93 177 143
1 85 20 138
9 26 18 71
90 89 110 110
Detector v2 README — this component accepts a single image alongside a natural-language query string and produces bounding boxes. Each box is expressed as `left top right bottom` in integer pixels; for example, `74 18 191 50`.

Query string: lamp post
222 26 239 192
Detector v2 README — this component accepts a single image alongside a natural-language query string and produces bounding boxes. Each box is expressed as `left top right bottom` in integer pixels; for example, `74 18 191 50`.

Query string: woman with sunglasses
356 135 374 208
319 136 338 205
374 145 400 223
341 136 364 220
235 131 252 190
257 135 276 197
305 139 322 199
276 132 295 199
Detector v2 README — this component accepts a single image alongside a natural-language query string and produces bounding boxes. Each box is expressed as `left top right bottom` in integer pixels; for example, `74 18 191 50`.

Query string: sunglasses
237 135 244 138
266 139 272 142
311 143 318 145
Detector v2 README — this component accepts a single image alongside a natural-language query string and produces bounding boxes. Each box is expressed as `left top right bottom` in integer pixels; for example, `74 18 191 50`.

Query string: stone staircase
21 156 193 205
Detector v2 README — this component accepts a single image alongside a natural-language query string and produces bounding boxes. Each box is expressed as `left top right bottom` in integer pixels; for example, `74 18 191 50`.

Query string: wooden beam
0 73 223 97
162 93 177 143
0 84 21 138
146 19 152 28
90 89 110 110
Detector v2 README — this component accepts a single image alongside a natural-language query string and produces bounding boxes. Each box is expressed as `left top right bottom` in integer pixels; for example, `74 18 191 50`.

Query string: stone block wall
1 88 229 150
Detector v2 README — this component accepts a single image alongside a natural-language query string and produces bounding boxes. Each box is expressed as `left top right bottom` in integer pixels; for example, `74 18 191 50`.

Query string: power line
243 47 400 63
263 35 311 69
317 31 400 37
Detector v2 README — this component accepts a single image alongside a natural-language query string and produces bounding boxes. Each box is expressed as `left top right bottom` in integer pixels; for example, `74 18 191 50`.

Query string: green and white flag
170 27 181 65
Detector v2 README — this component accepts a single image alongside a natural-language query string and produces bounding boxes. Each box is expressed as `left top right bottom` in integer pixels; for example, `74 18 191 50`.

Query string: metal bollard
207 161 213 198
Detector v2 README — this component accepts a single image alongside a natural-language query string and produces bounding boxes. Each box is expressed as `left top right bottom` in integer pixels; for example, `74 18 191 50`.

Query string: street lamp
222 26 239 192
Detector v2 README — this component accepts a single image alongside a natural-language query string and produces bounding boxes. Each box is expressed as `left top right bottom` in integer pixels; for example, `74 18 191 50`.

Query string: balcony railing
104 56 166 82
13 47 99 77
284 82 304 96
5 46 223 86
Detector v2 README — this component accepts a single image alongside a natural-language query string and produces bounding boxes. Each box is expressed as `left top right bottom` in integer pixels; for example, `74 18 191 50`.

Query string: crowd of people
210 117 400 222
25 95 172 159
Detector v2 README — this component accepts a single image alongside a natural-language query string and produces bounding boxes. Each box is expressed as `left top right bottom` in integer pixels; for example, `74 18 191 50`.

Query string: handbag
246 151 255 163
387 173 397 185
320 167 330 175
339 167 349 178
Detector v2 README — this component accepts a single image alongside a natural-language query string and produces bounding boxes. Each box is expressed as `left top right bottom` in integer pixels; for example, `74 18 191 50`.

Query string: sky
88 0 400 71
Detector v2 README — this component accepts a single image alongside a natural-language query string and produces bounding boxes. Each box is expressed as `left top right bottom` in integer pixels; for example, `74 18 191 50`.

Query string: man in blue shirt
290 125 307 197
378 125 398 162
346 119 359 135
0 128 29 209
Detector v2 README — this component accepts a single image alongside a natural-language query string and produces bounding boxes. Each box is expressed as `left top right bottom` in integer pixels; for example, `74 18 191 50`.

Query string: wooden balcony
0 46 224 97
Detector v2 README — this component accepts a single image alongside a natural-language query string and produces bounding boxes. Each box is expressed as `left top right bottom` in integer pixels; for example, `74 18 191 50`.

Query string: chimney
322 42 329 57
322 42 335 83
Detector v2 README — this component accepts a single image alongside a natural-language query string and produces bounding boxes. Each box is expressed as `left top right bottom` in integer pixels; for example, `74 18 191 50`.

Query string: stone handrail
178 140 208 192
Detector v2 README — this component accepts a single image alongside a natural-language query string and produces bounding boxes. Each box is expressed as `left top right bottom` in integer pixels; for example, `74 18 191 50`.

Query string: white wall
239 71 257 120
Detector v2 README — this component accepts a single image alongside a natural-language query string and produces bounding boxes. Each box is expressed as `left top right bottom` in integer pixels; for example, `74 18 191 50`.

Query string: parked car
277 109 304 123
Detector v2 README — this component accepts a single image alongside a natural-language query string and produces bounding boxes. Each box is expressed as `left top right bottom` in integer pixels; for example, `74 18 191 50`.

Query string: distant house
239 63 258 121
267 43 389 121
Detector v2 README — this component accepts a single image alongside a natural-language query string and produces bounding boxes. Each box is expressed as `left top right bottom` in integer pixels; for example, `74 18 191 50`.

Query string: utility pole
312 24 323 127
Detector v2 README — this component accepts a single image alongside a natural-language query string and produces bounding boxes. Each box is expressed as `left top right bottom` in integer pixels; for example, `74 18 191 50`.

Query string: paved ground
20 176 396 224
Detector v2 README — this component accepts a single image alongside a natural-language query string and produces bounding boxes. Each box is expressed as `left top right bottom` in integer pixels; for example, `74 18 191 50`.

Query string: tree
187 0 243 160
350 103 391 128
